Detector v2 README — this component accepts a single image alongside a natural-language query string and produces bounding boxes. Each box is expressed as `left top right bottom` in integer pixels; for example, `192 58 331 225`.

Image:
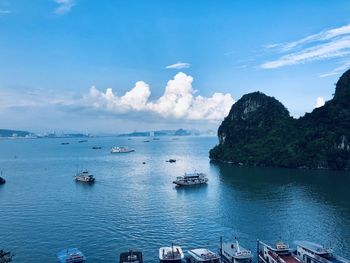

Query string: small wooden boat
57 248 86 263
119 250 143 263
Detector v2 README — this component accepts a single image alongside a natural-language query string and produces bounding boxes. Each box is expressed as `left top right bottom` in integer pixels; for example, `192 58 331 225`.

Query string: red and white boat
258 240 301 263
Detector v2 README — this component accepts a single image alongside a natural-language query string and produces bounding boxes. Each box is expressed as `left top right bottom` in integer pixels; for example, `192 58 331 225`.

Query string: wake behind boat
111 146 135 153
173 172 208 186
159 244 184 263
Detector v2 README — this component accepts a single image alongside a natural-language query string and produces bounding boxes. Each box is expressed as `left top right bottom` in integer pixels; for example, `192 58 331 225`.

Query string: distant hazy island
117 128 215 137
210 68 350 170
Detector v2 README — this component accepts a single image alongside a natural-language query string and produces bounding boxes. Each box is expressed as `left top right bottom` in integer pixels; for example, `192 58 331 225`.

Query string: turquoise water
0 137 349 262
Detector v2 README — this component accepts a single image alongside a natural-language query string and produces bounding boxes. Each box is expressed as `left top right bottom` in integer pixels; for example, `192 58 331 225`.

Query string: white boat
295 241 350 263
74 170 95 183
173 172 208 186
159 244 184 263
220 238 252 263
111 146 135 153
186 248 220 263
258 240 300 263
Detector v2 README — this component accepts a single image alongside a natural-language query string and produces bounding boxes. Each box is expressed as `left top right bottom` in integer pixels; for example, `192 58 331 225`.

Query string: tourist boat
111 146 135 153
257 240 300 263
220 238 252 263
173 172 208 186
186 248 221 263
119 250 143 263
74 170 95 183
159 244 184 262
295 241 350 263
57 248 86 263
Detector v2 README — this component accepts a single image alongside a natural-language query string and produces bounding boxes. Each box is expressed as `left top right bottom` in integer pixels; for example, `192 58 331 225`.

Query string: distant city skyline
1 0 350 133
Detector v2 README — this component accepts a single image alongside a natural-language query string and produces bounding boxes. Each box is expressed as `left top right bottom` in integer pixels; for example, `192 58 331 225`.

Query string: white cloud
54 0 75 15
0 10 11 14
316 97 325 108
86 72 234 121
320 61 350 78
261 23 350 70
165 62 191 69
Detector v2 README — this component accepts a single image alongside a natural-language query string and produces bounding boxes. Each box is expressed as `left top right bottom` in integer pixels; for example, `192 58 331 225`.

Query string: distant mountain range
0 129 35 138
210 68 350 170
117 128 215 137
0 129 90 139
0 128 215 138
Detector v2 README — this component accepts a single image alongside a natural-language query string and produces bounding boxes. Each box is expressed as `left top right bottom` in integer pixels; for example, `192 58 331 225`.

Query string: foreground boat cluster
55 239 350 263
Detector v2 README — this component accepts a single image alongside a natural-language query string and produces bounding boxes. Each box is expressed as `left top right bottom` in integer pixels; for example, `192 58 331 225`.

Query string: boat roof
295 241 333 255
222 242 252 259
188 248 220 261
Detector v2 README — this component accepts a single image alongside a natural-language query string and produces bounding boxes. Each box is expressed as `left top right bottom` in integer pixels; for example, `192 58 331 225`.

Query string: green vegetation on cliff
209 69 350 170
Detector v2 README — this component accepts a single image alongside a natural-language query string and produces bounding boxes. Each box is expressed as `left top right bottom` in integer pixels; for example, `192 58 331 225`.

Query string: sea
0 136 349 262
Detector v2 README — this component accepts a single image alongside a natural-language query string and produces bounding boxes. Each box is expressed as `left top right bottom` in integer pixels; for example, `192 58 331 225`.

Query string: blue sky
1 0 350 133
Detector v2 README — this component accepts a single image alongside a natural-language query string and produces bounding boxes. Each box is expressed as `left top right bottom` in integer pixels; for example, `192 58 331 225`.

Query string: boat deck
267 251 301 263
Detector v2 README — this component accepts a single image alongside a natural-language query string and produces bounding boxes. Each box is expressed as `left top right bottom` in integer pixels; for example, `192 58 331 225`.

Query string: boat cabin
295 241 349 263
119 250 143 263
186 248 220 263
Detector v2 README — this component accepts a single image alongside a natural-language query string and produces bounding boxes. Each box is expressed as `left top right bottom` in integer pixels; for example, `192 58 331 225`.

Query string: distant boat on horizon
111 146 135 153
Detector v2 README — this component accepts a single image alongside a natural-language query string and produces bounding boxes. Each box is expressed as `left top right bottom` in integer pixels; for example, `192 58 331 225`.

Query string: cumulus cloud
316 97 325 108
165 62 191 69
85 72 234 121
54 0 75 15
261 23 350 70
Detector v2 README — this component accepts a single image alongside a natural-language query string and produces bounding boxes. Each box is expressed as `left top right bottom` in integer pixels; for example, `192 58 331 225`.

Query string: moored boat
258 240 300 263
159 244 184 263
295 241 350 263
119 250 143 263
74 170 95 183
220 237 252 263
111 146 135 153
57 248 86 263
186 248 220 263
173 172 208 186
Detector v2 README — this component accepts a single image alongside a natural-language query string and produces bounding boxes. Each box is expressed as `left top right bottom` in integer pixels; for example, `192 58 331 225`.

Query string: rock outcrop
210 68 350 170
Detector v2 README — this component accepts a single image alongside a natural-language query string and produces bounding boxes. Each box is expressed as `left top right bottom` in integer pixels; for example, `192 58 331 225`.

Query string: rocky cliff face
210 68 350 170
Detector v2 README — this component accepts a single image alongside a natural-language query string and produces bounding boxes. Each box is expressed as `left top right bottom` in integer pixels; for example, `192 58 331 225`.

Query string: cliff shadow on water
210 68 350 170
